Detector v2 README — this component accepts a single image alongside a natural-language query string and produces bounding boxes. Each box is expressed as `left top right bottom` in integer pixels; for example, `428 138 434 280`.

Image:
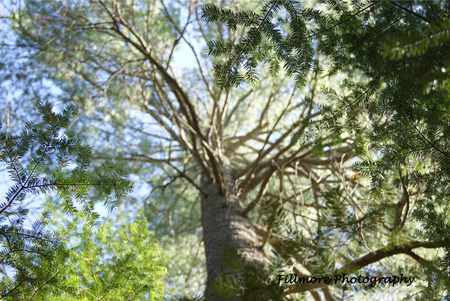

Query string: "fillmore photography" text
277 273 415 287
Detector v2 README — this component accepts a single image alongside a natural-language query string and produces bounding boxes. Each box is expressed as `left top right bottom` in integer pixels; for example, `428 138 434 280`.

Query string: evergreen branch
24 122 55 189
307 1 381 39
403 108 450 161
390 2 432 24
2 146 23 186
100 252 133 300
28 268 63 301
0 185 24 215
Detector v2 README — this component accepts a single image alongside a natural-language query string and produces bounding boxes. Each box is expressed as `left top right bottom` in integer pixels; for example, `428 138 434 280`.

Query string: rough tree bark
201 174 272 299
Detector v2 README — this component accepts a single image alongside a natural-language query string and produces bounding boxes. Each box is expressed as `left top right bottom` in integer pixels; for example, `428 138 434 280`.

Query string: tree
204 0 450 298
1 0 447 299
0 102 167 300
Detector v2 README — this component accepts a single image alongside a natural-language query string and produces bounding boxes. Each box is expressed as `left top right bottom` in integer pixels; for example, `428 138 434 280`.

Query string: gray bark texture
201 175 273 300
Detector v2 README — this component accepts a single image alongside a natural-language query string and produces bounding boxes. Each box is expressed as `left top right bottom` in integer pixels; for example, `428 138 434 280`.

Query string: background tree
1 0 447 299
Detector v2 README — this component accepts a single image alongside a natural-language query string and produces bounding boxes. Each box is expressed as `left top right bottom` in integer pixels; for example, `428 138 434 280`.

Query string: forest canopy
0 0 449 300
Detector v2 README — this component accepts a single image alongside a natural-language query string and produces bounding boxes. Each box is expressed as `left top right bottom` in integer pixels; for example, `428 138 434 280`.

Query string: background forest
0 0 449 300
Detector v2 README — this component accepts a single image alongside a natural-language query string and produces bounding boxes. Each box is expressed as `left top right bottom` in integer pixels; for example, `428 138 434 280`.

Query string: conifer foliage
0 102 145 299
1 0 448 299
202 0 314 89
45 207 168 301
203 0 450 297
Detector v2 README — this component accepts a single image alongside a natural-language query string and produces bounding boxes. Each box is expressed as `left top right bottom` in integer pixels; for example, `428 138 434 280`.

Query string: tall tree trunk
201 175 274 300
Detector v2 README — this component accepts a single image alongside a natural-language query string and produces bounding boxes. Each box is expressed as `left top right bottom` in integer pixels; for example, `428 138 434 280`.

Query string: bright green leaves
46 210 167 300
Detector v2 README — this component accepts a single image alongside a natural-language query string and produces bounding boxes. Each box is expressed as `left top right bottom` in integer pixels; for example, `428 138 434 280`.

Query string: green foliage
0 102 166 299
44 208 167 300
1 101 133 222
203 0 450 298
202 0 314 89
3 0 448 299
2 0 203 296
